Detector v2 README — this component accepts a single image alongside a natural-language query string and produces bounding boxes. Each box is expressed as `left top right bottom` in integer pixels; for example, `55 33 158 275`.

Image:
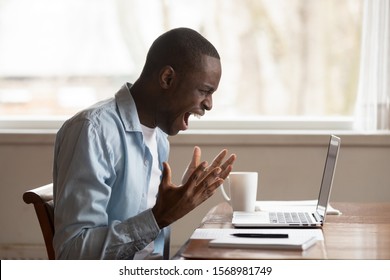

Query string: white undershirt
141 124 161 208
134 125 162 260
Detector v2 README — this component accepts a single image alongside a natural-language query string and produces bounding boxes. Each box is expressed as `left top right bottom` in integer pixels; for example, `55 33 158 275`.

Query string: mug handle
220 177 231 202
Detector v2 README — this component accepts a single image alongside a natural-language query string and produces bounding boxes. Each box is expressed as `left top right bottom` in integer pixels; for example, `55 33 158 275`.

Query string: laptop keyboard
269 212 313 224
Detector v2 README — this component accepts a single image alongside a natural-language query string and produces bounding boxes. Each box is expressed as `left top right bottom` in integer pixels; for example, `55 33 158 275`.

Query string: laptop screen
316 135 340 219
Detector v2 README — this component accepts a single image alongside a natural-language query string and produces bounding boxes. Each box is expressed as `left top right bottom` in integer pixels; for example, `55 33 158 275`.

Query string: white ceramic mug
220 171 258 212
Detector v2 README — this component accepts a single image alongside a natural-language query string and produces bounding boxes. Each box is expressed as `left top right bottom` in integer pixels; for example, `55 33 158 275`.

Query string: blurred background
0 0 362 119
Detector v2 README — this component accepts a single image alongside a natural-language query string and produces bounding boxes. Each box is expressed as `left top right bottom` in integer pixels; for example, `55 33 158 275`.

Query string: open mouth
183 112 203 128
184 112 191 127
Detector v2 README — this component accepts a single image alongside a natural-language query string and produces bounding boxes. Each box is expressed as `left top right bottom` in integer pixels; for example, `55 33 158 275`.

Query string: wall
0 131 389 259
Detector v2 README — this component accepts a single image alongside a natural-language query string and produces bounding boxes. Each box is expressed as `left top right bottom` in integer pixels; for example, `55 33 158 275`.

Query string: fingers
190 146 201 169
194 165 221 187
181 146 202 185
154 150 236 230
198 167 223 189
219 153 236 169
210 150 236 170
184 148 236 189
187 161 208 187
219 154 237 179
217 164 233 180
209 149 228 169
207 150 236 180
161 162 172 187
194 167 224 199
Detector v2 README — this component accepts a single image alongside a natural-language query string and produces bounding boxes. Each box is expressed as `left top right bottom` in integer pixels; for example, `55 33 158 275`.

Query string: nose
203 94 213 111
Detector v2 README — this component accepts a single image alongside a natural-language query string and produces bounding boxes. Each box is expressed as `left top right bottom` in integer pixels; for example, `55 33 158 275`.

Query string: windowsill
1 128 389 147
170 130 390 147
0 115 389 146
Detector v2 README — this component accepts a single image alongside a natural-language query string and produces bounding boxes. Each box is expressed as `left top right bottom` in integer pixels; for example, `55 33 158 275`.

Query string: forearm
55 209 161 260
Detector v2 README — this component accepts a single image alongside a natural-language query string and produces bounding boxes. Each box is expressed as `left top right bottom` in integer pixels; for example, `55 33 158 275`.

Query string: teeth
192 113 202 119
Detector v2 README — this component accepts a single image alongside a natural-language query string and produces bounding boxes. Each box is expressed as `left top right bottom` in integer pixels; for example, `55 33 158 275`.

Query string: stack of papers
209 236 317 251
191 228 323 251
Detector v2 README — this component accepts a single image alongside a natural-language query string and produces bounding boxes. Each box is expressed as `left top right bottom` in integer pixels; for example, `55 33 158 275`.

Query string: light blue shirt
53 83 170 259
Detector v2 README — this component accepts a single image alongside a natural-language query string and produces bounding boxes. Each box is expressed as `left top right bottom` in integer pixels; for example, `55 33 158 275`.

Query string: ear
159 66 175 89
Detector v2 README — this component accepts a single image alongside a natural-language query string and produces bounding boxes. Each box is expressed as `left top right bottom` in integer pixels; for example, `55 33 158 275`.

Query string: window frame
0 1 364 131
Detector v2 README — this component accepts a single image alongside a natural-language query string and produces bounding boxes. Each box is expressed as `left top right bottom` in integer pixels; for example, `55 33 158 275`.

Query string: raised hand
152 147 236 229
182 146 236 184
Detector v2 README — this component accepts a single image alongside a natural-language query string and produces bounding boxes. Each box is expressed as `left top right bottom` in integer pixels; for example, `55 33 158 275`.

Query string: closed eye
200 88 214 95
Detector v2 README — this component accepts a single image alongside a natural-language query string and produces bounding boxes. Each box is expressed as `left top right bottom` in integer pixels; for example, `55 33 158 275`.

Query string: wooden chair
23 183 55 260
22 183 171 260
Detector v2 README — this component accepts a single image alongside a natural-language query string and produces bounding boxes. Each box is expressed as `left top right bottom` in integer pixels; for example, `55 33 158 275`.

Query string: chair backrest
22 183 171 260
23 183 55 260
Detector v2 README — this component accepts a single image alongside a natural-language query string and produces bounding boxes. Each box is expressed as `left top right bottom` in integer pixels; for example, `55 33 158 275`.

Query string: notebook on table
232 135 341 228
209 236 318 251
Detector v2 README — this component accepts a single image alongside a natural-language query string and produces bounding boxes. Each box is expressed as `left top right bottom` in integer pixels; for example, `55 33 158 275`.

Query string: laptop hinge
312 212 323 224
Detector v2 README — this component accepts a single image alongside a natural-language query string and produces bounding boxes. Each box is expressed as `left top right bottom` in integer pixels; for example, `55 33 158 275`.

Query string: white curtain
355 0 390 131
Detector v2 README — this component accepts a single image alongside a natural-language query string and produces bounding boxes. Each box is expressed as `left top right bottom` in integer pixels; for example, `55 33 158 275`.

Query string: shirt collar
115 83 142 132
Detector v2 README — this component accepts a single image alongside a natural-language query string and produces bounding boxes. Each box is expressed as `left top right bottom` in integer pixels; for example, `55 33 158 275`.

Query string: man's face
158 55 222 136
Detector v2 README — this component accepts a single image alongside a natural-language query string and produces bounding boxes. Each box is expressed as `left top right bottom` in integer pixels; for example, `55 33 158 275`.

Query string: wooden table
174 202 390 259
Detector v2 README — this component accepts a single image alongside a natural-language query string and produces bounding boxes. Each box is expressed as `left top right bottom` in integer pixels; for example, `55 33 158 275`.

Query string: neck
130 79 159 128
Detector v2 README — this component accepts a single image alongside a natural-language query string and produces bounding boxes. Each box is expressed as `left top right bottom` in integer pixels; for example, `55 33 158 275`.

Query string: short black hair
141 27 220 77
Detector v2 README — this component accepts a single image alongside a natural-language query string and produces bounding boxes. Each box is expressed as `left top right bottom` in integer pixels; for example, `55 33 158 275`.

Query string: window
0 0 363 129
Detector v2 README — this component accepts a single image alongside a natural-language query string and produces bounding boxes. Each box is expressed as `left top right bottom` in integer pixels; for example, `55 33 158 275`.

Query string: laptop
232 135 341 228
